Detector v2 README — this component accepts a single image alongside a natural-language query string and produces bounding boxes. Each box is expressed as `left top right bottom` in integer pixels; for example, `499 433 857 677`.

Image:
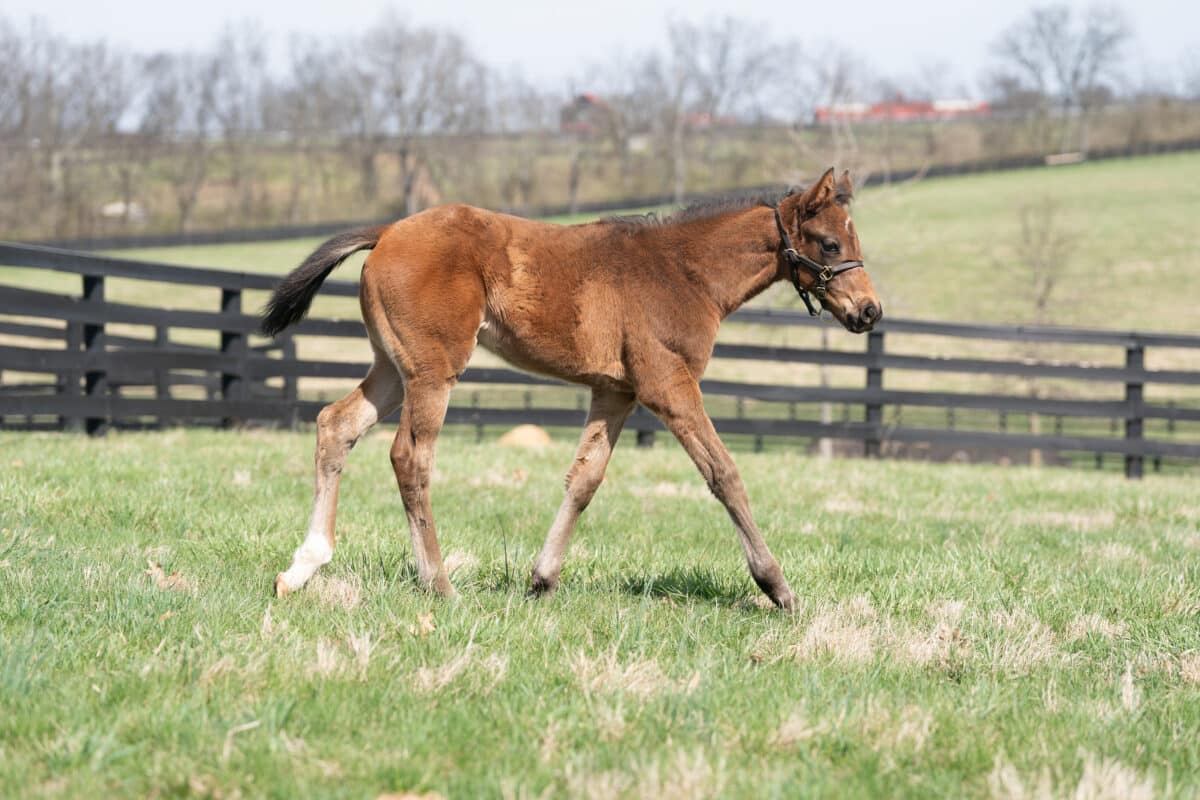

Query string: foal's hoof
772 589 798 613
274 573 291 598
528 572 557 598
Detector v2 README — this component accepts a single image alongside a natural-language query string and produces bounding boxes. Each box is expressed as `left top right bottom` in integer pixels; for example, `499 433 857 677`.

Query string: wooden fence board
3 242 1199 476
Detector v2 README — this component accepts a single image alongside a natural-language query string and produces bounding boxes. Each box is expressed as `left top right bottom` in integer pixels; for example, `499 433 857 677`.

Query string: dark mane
602 182 855 230
603 188 787 229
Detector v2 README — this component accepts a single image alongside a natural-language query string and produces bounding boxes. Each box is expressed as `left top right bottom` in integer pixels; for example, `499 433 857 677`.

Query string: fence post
61 321 84 431
634 406 655 448
864 330 884 457
281 333 298 430
82 274 108 436
155 324 170 428
1124 343 1144 480
220 288 246 428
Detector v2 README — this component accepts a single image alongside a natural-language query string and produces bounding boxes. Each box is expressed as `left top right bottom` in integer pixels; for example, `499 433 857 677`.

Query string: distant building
560 93 611 135
814 98 990 124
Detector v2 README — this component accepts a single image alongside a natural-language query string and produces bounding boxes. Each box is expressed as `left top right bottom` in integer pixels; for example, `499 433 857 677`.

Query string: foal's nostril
861 302 879 324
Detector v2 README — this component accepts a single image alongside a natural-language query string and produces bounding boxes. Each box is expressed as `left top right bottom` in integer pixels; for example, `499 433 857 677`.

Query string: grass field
2 429 1199 797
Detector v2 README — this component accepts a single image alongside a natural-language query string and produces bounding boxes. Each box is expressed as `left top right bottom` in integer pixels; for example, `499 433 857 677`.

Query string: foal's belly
476 314 629 390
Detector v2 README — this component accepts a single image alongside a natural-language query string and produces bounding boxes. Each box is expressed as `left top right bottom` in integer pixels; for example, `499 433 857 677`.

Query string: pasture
5 151 1199 338
104 150 1200 332
2 429 1199 797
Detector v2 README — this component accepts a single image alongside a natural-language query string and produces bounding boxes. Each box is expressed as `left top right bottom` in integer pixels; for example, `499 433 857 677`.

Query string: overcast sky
3 0 1194 95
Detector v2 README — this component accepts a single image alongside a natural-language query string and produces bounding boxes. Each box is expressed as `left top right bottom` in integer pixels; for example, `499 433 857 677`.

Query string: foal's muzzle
846 301 882 333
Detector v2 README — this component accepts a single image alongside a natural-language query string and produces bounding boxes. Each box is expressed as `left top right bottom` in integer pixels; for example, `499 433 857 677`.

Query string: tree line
1 5 1196 240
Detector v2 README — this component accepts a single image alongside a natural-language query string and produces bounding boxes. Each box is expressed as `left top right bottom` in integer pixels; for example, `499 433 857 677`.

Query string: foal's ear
836 170 854 203
800 167 838 216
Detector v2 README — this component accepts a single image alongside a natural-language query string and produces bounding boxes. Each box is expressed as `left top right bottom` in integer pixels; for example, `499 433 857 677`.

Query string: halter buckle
819 266 834 282
814 285 827 299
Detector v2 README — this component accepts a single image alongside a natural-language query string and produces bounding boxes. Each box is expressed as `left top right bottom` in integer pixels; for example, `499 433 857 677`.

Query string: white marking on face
845 217 853 232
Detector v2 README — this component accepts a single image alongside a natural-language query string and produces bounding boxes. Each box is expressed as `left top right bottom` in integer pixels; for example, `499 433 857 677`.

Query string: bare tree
1005 198 1075 466
273 37 342 223
210 22 269 225
643 17 774 204
492 73 556 214
991 4 1132 154
364 15 489 217
140 52 219 232
1182 49 1200 100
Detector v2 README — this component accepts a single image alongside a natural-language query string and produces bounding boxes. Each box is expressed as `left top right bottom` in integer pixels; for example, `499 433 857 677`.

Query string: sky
3 0 1195 95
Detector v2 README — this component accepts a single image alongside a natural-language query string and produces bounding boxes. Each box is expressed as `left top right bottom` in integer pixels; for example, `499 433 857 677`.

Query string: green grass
2 429 1199 797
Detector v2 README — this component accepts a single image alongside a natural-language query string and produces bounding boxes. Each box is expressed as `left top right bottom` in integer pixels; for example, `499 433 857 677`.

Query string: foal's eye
822 240 840 253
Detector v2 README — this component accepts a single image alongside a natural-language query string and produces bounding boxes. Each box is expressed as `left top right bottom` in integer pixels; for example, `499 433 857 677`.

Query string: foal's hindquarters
275 226 485 598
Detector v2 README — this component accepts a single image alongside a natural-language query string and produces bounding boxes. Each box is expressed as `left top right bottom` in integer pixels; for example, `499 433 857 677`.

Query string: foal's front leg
640 375 796 610
530 388 635 595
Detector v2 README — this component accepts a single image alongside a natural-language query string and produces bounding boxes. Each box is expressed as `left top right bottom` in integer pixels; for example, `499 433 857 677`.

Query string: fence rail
3 241 1200 478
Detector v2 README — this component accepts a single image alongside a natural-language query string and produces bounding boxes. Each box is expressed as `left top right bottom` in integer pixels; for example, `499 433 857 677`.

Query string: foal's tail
260 224 390 336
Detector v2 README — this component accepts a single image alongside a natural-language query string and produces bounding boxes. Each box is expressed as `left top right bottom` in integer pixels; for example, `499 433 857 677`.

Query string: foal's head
779 168 881 333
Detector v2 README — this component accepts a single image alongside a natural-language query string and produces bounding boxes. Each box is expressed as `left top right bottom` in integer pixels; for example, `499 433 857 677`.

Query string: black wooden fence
2 241 1199 479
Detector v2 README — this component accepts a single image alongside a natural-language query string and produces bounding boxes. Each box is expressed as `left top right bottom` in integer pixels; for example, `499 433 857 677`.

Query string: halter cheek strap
773 203 865 317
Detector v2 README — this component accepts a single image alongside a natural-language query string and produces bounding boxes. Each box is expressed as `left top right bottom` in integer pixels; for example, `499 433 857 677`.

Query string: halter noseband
773 201 865 317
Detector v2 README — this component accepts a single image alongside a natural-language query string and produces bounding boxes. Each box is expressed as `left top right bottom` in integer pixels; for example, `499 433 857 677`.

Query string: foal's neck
672 206 782 318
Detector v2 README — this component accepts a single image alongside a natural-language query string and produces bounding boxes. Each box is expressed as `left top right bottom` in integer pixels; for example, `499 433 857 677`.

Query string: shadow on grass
620 564 750 605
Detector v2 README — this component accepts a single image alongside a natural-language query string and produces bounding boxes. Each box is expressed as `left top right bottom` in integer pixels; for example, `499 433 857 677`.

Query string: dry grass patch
466 468 528 489
635 749 725 800
443 550 480 576
565 749 725 800
772 708 834 748
861 703 936 753
1066 613 1128 641
1086 542 1148 567
1180 653 1200 684
988 751 1156 800
570 646 695 698
410 646 509 696
628 481 710 501
898 623 972 673
348 632 373 678
925 598 968 625
412 648 474 694
1119 663 1141 714
989 609 1060 676
311 638 342 679
822 495 870 515
1015 509 1116 533
789 595 877 665
309 574 362 611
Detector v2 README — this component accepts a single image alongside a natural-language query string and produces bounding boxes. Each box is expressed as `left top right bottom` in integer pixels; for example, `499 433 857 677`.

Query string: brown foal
265 167 880 609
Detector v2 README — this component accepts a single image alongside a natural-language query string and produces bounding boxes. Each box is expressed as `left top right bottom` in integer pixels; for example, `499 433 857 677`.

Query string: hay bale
498 424 551 449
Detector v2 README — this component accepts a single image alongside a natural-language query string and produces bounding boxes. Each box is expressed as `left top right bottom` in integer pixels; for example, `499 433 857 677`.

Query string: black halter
773 202 865 317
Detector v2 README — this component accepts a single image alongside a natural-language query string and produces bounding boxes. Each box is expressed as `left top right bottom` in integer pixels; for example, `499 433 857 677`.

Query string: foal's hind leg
530 388 636 595
639 369 796 610
275 358 403 596
389 378 456 596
